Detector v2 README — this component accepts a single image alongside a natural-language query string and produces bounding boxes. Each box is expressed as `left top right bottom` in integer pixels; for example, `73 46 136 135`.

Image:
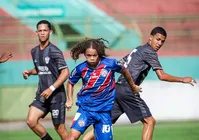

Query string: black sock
41 133 53 140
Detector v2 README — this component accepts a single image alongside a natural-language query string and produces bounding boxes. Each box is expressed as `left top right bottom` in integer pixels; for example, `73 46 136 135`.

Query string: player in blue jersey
0 52 12 63
83 27 197 140
65 38 142 140
22 20 69 140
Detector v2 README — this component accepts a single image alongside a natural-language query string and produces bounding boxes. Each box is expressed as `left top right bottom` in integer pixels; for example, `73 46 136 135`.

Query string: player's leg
116 84 153 140
82 129 94 140
141 116 156 140
111 98 124 124
51 102 68 140
54 124 68 140
27 100 52 139
82 99 123 140
66 128 82 140
65 107 92 140
94 112 113 140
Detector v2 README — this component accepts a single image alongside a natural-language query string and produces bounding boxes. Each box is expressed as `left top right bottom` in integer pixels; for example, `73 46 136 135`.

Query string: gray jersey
31 43 67 103
117 43 162 86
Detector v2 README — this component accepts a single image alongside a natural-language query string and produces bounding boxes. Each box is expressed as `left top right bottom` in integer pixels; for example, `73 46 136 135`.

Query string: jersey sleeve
121 49 136 68
30 47 37 68
121 54 129 62
51 48 68 70
143 51 162 71
112 59 124 73
68 67 81 85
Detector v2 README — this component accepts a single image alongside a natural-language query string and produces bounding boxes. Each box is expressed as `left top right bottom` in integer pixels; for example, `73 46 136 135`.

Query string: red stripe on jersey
82 67 89 78
94 71 113 94
81 67 89 85
82 64 106 92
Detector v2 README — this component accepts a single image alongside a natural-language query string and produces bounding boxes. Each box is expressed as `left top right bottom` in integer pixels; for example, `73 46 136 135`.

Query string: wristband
49 85 56 92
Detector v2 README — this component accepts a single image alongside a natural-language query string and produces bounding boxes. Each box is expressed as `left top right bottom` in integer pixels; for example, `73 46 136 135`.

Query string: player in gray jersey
22 20 70 140
83 27 196 140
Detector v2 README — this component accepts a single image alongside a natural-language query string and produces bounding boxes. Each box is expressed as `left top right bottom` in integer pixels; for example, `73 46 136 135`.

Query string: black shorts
111 84 152 124
29 100 66 125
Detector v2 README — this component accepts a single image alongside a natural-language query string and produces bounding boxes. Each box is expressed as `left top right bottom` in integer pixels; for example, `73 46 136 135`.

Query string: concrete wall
116 81 199 124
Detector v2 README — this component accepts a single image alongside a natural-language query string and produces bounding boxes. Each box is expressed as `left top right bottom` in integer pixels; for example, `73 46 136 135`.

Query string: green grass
0 121 199 140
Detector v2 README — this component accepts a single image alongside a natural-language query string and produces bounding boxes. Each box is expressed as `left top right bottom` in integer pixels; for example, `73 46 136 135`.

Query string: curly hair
70 38 109 60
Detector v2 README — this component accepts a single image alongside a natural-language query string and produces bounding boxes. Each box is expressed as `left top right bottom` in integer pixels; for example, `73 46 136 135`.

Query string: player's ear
50 30 53 35
149 35 153 41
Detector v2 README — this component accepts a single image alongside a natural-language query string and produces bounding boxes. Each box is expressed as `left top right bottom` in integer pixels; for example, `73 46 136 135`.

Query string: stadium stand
0 0 141 57
89 0 199 55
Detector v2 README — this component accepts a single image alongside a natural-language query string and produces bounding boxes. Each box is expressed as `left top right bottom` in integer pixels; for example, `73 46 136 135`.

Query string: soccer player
0 52 12 63
22 20 70 140
83 27 197 140
65 38 142 140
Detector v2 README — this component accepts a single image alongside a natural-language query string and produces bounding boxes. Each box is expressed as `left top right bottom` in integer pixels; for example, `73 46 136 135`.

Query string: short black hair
36 20 52 30
151 27 167 38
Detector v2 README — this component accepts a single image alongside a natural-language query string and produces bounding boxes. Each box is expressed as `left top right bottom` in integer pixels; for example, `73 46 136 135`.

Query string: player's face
36 24 52 43
149 33 166 52
85 48 100 68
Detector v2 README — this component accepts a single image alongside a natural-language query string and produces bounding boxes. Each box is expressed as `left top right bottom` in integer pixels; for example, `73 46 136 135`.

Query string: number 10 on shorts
102 125 111 133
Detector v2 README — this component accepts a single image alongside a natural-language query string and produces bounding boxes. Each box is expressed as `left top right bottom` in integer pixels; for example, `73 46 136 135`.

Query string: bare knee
67 134 78 140
26 118 37 129
54 124 67 133
54 124 68 139
66 129 81 140
143 117 156 126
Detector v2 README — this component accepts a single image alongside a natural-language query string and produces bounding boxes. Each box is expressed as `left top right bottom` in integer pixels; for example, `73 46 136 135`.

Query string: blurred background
0 0 199 139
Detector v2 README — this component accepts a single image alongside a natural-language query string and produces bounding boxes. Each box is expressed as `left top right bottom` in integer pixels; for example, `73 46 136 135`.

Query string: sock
41 133 53 140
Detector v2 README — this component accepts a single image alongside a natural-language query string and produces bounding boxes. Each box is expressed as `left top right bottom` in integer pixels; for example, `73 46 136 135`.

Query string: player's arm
66 81 74 111
40 67 70 99
155 69 196 86
0 52 12 63
22 67 38 79
121 68 142 94
50 67 70 90
40 48 70 99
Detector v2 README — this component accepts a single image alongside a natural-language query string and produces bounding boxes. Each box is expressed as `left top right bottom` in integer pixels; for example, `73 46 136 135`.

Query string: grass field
0 121 199 140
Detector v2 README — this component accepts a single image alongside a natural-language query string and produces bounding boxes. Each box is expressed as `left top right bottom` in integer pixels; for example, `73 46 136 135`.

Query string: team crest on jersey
45 56 50 64
100 69 108 77
78 119 85 127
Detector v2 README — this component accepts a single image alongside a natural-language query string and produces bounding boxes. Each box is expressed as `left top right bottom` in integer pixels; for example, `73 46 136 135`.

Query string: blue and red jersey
69 57 124 112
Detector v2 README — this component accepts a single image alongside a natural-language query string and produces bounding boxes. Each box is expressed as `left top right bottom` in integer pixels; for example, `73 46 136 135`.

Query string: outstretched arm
121 68 142 94
0 52 12 63
40 67 70 99
156 69 196 86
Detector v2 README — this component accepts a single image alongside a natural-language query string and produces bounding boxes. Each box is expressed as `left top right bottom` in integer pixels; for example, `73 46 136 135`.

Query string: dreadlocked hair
70 38 109 60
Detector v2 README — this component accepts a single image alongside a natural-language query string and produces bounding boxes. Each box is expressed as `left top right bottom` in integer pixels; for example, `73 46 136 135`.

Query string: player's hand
182 77 197 86
133 85 142 94
22 70 31 79
0 52 12 63
66 100 73 111
40 88 53 99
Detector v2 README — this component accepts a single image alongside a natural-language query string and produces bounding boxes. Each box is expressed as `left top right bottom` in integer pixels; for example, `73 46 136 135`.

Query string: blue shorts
71 107 113 140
